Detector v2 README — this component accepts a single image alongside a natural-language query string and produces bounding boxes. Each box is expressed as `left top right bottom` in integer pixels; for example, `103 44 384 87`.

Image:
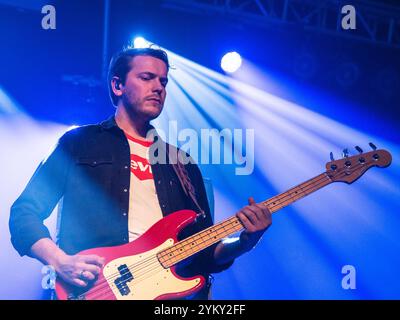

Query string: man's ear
111 77 123 96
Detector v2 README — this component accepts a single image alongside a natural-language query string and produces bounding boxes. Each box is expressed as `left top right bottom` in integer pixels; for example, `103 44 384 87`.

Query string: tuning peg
369 142 377 150
330 152 335 161
342 148 349 158
355 146 363 154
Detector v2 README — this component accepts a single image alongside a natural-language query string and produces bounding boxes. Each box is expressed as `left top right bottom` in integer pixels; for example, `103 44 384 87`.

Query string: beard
122 95 164 122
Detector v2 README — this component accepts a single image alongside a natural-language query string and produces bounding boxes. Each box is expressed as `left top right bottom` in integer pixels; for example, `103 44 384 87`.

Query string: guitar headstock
326 144 392 184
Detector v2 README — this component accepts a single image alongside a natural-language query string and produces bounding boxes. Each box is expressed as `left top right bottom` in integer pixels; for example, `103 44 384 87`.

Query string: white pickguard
102 239 201 300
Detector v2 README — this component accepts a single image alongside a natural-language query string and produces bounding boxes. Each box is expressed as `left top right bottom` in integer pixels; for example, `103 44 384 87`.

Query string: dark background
0 0 398 142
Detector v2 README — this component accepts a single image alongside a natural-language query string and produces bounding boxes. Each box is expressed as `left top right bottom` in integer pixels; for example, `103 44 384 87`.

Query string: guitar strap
166 144 206 219
165 142 213 298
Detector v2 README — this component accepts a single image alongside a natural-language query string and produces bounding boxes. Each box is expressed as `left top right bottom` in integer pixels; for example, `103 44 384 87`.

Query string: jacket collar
100 115 160 143
100 115 118 130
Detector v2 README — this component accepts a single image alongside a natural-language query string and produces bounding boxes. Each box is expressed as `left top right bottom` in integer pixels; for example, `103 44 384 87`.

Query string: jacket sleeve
185 161 235 274
9 132 73 257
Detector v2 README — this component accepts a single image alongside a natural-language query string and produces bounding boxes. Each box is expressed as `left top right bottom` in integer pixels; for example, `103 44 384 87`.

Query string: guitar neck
158 172 332 268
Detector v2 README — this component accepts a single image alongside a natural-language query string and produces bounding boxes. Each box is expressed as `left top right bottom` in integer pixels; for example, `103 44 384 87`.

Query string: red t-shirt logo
130 154 153 180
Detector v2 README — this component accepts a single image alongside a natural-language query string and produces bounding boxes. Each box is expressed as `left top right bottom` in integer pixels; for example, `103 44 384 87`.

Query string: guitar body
55 209 205 300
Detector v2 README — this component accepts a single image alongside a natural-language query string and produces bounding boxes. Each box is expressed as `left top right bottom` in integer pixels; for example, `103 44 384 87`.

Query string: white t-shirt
125 132 163 242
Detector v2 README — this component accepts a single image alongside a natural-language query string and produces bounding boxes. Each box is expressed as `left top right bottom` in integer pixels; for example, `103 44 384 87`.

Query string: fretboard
157 172 332 268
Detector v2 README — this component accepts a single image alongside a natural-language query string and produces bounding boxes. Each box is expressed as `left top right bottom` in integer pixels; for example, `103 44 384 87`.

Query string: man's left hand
236 197 272 252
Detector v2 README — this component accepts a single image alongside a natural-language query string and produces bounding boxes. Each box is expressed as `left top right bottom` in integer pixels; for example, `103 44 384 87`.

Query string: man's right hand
30 238 105 288
53 254 105 287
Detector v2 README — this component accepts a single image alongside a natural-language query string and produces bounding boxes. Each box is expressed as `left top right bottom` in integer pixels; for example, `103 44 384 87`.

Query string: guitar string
264 173 330 209
73 164 360 299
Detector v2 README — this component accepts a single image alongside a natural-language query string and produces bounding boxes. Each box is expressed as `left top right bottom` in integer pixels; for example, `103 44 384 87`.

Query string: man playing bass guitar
9 47 272 300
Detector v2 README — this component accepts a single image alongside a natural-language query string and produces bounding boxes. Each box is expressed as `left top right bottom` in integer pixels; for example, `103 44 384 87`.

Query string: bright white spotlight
133 37 149 48
221 52 242 73
67 125 79 131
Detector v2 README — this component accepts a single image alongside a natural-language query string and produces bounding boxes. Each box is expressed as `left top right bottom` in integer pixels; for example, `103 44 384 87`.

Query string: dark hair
107 47 170 106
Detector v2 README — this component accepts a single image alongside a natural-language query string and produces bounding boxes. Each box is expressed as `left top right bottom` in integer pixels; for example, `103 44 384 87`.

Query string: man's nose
152 79 164 94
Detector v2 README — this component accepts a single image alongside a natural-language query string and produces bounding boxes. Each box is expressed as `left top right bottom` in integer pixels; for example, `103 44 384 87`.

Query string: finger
72 278 88 288
81 263 102 277
243 206 272 230
247 201 270 218
80 270 96 281
80 255 105 267
259 204 272 223
258 205 272 227
255 203 271 216
247 197 268 221
241 207 261 225
251 204 270 222
236 211 256 232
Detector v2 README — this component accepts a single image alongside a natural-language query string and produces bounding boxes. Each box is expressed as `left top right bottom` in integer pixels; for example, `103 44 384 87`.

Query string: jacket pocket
76 156 114 167
74 155 115 191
